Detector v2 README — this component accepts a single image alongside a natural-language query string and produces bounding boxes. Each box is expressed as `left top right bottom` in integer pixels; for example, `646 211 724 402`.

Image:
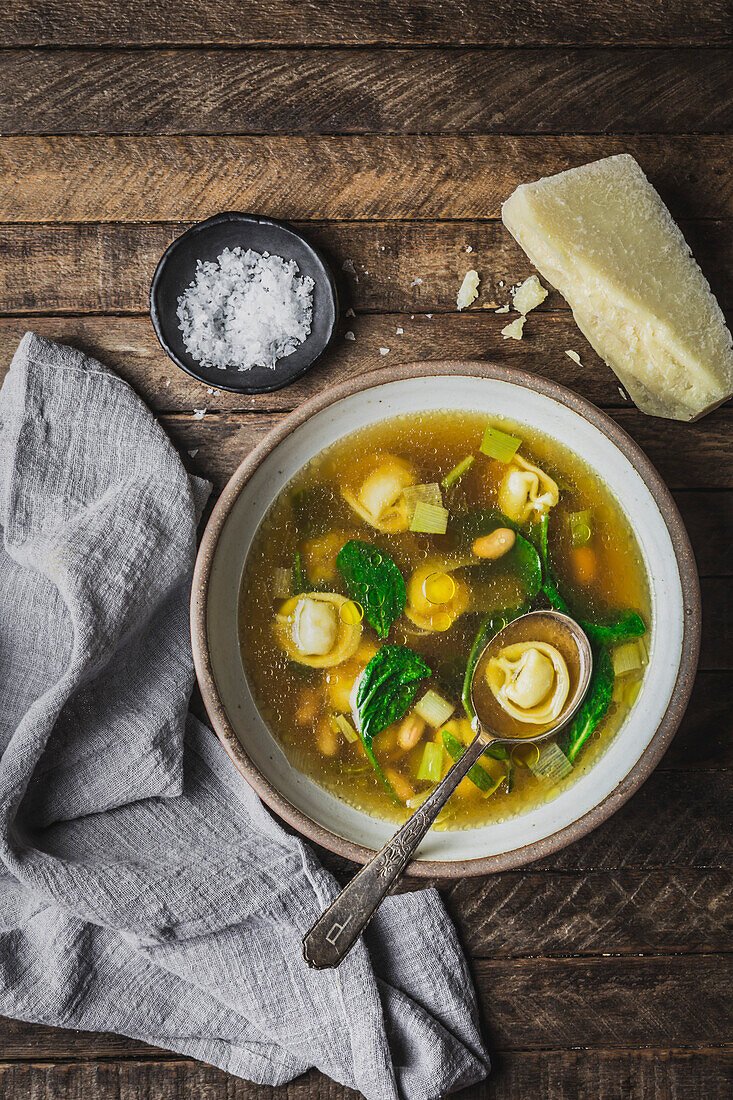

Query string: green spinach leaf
582 611 646 645
536 514 570 613
559 645 614 762
336 539 406 639
356 644 431 746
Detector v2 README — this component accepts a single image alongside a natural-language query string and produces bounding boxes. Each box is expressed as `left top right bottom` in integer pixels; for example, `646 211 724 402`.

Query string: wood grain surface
1 135 730 222
0 2 731 1097
1 0 731 47
2 49 731 135
0 221 729 314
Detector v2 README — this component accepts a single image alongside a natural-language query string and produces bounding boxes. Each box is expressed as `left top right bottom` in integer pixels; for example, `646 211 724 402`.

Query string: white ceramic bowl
191 363 700 876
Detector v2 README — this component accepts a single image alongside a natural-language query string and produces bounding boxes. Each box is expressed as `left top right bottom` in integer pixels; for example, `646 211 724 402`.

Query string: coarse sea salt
176 247 314 372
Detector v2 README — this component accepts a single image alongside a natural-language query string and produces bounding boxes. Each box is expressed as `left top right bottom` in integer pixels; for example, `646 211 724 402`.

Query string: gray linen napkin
0 333 489 1099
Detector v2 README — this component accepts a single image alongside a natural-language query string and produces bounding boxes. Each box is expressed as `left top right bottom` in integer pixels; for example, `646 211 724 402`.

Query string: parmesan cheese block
502 154 733 421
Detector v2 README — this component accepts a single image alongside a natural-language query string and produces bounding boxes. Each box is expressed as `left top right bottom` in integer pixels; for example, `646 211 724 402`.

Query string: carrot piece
571 545 597 585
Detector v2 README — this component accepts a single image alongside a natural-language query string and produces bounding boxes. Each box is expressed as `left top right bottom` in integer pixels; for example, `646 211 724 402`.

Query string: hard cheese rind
501 154 733 421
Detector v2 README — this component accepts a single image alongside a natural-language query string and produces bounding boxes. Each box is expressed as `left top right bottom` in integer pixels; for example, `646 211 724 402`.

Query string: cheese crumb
465 245 473 253
396 327 404 334
495 304 510 314
565 349 582 365
344 331 356 341
379 347 390 355
457 269 480 310
410 277 423 287
512 275 548 315
193 408 207 419
501 317 526 341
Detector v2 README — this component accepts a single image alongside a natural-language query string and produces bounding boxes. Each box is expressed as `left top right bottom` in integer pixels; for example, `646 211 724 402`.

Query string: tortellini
405 562 470 632
497 454 559 524
341 456 416 533
486 641 570 725
275 593 362 668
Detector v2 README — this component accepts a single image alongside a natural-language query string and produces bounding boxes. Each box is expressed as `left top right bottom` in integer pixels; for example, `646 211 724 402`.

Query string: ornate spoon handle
302 732 492 969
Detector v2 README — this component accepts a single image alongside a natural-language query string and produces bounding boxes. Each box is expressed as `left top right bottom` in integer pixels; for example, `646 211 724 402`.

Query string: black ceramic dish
150 212 339 394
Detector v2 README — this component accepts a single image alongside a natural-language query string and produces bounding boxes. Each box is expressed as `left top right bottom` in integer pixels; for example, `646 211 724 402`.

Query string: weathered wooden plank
1 50 730 135
0 955 729 1059
0 1050 730 1099
447 868 732 957
473 954 732 1050
1 0 730 47
1 135 730 223
0 221 729 315
161 408 733 495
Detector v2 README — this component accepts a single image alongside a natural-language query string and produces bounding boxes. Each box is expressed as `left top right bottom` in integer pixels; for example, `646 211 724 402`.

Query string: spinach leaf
461 604 528 717
582 611 646 645
536 514 570 614
452 509 542 602
356 645 431 746
336 539 406 639
558 645 614 762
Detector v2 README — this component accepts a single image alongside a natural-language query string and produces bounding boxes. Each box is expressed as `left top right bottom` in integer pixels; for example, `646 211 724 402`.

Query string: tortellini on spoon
341 455 416 533
498 454 559 524
486 641 570 725
275 593 362 668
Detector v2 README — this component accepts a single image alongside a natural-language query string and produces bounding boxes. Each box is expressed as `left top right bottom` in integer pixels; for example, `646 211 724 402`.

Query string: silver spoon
302 610 592 969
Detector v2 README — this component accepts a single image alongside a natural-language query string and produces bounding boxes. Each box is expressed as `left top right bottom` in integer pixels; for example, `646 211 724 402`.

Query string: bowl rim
190 361 701 877
149 210 339 395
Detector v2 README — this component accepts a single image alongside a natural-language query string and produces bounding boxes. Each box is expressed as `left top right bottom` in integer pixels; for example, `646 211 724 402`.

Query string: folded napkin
0 333 489 1099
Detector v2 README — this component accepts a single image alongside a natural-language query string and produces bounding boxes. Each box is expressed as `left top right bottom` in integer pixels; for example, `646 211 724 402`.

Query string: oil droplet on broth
340 600 364 625
422 571 455 605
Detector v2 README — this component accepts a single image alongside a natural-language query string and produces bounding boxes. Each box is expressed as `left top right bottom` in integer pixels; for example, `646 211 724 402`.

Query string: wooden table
1 3 731 1097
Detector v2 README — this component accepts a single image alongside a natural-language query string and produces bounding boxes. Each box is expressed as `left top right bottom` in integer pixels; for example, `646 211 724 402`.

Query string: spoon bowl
470 610 593 745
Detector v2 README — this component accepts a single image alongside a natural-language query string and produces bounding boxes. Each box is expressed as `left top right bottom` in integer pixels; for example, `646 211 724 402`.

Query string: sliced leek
442 455 475 490
414 689 455 728
409 501 449 534
331 713 359 744
528 741 572 782
480 425 522 464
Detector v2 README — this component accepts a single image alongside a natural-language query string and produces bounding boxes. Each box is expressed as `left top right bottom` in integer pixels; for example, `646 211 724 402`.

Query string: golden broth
238 410 650 829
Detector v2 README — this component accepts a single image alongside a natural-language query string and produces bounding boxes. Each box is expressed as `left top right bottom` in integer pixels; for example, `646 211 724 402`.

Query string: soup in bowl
192 364 699 875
